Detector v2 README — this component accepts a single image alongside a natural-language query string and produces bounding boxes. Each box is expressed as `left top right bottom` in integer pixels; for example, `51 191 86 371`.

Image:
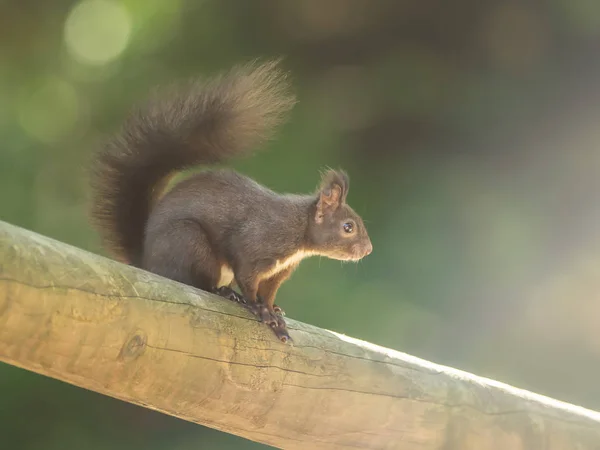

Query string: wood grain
1 220 600 449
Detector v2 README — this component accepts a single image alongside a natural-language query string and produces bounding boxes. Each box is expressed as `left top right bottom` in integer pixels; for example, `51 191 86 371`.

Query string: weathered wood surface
1 220 600 449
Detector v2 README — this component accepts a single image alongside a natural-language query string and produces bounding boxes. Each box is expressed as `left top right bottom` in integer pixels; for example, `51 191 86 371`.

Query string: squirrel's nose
364 242 373 256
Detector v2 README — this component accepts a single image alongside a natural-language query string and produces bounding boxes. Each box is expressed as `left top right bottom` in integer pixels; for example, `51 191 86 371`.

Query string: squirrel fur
89 60 372 342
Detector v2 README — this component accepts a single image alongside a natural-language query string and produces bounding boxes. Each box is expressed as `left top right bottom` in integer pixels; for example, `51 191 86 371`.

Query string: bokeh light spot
18 78 82 144
64 0 131 65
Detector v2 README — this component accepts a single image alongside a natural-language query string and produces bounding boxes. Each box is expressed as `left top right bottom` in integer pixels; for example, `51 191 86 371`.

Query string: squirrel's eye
343 222 354 233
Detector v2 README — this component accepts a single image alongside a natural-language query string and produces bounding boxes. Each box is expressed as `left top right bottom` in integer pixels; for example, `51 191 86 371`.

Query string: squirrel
89 60 373 343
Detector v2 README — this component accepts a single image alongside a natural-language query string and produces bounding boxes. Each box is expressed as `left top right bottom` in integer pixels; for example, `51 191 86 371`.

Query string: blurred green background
2 0 600 448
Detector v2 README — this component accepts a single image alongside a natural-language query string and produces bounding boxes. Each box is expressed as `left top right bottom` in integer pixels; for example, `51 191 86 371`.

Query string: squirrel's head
307 169 372 261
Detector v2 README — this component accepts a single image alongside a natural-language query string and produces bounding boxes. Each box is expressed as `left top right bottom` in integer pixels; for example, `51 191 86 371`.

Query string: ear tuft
315 169 350 221
318 169 349 203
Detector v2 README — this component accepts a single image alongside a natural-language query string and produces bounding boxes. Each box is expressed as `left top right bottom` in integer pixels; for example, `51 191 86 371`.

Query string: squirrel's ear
315 169 349 222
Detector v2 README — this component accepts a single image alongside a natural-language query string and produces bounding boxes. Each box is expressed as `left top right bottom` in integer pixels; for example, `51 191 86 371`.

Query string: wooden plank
1 219 600 449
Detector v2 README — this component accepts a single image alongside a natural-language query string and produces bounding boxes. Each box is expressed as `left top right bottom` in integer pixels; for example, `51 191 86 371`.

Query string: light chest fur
216 250 315 287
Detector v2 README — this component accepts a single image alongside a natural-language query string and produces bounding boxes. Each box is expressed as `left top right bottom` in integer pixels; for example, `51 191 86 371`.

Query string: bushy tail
89 60 296 264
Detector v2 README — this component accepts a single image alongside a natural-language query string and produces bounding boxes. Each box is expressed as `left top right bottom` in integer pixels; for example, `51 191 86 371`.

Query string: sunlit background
2 0 600 448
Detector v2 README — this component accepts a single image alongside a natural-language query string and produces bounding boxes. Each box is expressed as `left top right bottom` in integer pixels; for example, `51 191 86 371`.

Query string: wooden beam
1 219 599 449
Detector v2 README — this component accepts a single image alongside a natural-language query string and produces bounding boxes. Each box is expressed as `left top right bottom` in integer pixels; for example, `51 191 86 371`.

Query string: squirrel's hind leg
142 219 221 292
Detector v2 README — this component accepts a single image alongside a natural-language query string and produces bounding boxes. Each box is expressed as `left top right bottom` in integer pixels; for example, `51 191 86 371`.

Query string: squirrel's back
89 60 296 265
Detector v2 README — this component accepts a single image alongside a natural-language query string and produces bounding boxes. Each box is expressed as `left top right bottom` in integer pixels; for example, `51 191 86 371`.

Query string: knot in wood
118 329 147 361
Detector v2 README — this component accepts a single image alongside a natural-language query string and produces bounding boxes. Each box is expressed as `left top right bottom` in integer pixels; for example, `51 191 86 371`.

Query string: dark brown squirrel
89 60 373 343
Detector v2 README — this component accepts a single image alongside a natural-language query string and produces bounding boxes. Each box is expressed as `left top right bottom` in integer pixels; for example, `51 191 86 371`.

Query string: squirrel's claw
214 290 291 343
272 304 285 316
212 286 247 304
248 302 291 343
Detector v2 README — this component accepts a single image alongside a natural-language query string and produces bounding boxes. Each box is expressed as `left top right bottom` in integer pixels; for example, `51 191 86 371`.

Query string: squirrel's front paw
248 303 291 343
256 296 285 316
